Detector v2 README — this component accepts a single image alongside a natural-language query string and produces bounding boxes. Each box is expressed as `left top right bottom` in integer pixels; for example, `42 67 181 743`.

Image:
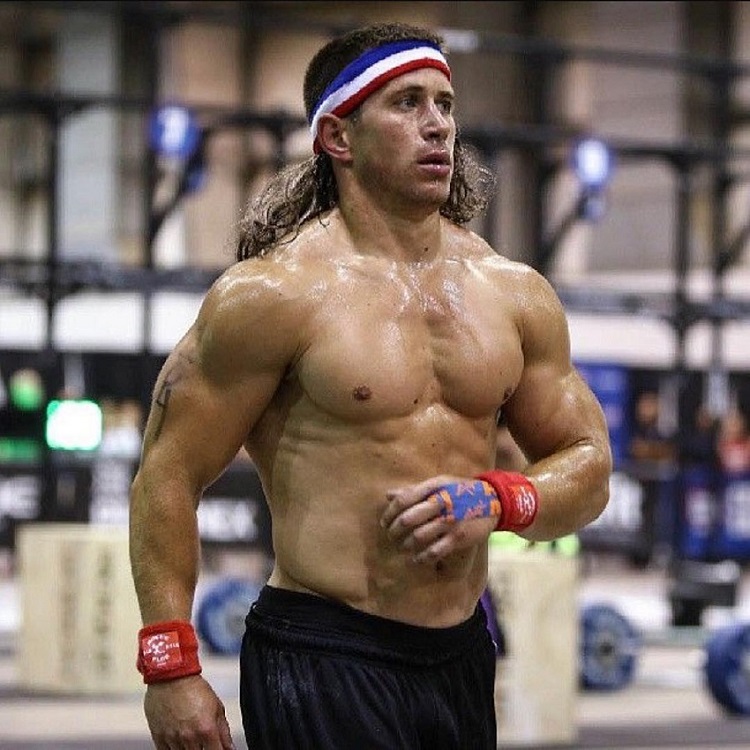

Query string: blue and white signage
148 104 201 159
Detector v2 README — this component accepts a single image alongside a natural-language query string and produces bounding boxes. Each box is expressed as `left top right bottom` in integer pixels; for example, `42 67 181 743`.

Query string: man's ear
316 114 353 163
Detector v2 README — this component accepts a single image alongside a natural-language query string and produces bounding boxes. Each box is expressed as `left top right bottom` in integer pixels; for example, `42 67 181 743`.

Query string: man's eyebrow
388 83 455 99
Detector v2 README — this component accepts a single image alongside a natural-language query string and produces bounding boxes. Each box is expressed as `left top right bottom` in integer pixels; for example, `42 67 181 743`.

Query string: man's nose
422 102 451 138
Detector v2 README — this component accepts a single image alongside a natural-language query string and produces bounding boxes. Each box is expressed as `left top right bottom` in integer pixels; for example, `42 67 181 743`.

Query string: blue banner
575 362 630 469
717 471 750 560
681 466 718 559
680 469 750 561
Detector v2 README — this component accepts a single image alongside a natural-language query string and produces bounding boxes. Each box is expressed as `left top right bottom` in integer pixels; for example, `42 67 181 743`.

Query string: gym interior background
1 1 750 748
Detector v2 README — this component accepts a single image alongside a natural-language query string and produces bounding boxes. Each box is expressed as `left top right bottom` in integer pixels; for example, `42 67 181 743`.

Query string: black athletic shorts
239 585 498 749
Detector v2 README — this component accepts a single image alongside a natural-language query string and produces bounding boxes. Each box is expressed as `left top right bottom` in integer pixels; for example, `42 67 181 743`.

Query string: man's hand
380 475 496 563
144 674 235 750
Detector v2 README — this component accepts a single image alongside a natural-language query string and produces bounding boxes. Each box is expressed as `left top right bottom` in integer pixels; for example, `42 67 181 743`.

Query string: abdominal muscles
252 265 520 625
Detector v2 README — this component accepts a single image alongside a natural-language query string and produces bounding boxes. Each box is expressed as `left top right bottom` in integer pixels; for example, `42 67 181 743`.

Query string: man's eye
438 100 453 114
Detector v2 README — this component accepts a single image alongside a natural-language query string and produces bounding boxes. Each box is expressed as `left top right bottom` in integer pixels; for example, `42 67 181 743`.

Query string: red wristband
136 620 202 685
475 470 539 533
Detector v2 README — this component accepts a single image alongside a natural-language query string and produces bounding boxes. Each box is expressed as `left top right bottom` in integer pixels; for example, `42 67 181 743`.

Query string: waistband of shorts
245 584 488 667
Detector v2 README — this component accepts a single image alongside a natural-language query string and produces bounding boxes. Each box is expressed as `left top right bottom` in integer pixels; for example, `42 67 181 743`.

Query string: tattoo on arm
153 380 172 439
150 351 196 440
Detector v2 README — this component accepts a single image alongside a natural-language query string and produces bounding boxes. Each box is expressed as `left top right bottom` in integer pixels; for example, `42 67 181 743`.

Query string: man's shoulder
192 255 314 362
448 226 542 282
217 234 332 294
446 230 563 316
199 253 320 331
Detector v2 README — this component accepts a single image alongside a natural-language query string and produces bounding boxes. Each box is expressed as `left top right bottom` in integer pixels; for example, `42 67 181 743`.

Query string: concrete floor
1 554 749 749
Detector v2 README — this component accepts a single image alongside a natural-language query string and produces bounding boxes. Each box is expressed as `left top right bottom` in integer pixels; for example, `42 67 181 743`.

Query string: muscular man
129 21 612 750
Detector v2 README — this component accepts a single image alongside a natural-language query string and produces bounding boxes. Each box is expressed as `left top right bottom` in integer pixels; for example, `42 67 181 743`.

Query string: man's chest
295 277 523 422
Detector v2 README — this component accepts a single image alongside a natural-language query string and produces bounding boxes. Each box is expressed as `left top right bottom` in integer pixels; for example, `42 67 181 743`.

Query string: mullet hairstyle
236 22 496 260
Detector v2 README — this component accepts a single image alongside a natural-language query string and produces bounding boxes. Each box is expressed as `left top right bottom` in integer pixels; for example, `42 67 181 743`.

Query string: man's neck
337 192 444 264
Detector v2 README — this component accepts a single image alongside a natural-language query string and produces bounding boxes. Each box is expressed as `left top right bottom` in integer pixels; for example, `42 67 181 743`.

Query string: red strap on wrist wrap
475 470 539 533
136 620 202 685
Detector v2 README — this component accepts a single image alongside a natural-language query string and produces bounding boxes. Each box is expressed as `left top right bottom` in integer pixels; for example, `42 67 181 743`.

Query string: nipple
352 385 372 401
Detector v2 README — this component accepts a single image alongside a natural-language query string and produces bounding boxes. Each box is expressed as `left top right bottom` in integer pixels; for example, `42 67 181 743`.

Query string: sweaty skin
129 65 611 749
131 213 609 628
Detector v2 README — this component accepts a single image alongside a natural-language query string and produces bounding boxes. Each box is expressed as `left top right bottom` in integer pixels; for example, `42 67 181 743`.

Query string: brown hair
236 22 495 260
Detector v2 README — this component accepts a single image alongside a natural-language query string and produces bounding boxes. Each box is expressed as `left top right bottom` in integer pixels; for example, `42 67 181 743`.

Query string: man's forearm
129 480 202 623
521 441 611 541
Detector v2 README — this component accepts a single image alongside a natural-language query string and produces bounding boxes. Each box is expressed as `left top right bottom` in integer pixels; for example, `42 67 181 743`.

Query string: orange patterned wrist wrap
136 620 202 685
475 470 539 533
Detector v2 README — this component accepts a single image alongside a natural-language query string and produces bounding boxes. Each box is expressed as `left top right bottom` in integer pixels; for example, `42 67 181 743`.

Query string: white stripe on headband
309 45 451 148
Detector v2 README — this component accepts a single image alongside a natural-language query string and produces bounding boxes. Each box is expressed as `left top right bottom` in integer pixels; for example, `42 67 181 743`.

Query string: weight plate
580 603 640 691
196 577 261 655
705 622 750 715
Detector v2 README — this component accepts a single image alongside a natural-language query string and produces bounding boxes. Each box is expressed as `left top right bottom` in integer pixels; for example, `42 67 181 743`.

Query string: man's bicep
140 331 283 493
503 269 606 460
507 363 608 464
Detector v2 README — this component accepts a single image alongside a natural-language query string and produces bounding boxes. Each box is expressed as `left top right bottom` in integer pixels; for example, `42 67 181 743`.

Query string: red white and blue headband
309 39 451 153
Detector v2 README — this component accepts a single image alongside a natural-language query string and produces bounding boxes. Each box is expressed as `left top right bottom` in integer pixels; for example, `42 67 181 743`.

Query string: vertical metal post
45 110 60 354
518 0 547 272
670 157 693 565
523 43 568 275
529 60 555 273
141 14 162 409
475 140 501 247
707 68 732 418
41 107 63 520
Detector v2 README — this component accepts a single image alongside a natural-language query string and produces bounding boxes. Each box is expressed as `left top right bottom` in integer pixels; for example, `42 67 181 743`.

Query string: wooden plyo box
487 545 579 747
17 523 143 694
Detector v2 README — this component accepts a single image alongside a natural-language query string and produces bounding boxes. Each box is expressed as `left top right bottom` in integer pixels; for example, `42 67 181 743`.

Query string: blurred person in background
129 21 612 750
716 408 750 475
684 403 720 472
629 390 676 464
627 389 676 567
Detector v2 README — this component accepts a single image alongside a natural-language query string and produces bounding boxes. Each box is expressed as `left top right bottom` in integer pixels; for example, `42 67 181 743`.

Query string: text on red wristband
140 631 183 671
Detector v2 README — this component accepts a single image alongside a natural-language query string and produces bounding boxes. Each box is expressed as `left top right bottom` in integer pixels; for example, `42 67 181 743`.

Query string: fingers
200 705 235 750
383 494 449 543
381 479 458 562
413 531 455 564
381 477 501 564
400 513 454 555
380 475 453 531
144 678 236 750
149 717 235 750
218 707 235 750
415 515 497 563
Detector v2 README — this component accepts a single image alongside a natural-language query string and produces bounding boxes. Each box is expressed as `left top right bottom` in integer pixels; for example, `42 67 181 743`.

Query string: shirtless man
129 22 612 750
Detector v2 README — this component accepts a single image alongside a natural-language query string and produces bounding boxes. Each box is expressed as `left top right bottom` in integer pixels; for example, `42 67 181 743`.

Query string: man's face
346 68 456 214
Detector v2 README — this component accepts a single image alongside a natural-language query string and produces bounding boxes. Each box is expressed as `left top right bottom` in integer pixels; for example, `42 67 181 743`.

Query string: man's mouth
418 151 451 166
